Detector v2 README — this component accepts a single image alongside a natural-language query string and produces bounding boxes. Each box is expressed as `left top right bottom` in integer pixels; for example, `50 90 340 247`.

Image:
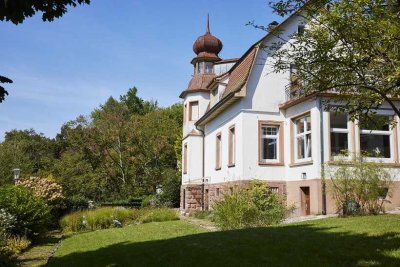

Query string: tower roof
192 15 223 64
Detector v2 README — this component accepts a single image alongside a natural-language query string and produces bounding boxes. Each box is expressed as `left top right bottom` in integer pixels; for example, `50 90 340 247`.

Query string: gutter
319 97 327 215
195 124 206 211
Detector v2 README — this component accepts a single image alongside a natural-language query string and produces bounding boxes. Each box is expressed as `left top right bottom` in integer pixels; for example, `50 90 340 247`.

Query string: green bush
328 157 393 215
213 181 289 230
0 186 51 237
64 195 90 211
60 207 178 233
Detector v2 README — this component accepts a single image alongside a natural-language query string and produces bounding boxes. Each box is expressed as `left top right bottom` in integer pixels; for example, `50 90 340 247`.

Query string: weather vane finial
206 13 210 33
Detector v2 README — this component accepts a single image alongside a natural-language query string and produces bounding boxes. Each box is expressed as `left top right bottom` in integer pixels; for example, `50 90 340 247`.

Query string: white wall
183 92 210 137
182 135 204 184
204 100 245 184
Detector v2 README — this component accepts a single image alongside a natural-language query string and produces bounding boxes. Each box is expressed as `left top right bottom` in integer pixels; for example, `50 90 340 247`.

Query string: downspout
319 97 327 215
195 124 206 211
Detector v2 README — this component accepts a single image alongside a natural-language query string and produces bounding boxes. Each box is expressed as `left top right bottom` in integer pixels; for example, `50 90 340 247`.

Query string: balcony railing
285 82 305 102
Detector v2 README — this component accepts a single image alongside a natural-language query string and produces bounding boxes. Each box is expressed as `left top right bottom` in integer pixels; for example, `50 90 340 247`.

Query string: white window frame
359 115 394 162
294 115 312 162
260 125 279 163
330 113 351 160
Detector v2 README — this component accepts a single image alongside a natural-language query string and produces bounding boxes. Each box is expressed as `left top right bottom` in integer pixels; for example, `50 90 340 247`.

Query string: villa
179 14 400 217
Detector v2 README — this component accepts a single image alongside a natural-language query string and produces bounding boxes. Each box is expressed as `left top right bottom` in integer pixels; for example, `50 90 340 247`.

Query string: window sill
327 161 400 168
258 162 284 166
215 167 221 171
289 160 313 167
227 164 235 168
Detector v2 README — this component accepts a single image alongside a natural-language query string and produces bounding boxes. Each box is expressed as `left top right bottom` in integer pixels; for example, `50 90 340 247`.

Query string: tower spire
206 13 210 33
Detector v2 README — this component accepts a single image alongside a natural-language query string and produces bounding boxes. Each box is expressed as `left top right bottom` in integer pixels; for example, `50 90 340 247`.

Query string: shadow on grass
50 224 400 267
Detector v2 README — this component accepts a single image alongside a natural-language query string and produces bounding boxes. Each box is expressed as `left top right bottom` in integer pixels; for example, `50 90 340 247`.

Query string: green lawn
51 215 400 267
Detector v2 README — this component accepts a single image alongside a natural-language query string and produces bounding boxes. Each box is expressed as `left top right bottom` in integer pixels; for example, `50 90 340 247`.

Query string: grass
51 215 400 267
16 231 63 267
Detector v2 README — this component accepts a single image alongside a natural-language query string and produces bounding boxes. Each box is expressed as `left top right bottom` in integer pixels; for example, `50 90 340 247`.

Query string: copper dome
192 15 223 62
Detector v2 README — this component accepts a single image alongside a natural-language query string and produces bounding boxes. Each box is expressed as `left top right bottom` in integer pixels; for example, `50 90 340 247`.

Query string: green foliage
0 0 91 25
264 0 400 125
119 87 158 115
213 181 289 230
0 87 182 205
0 186 51 237
159 170 181 207
0 129 56 186
60 207 178 233
327 157 393 215
141 195 157 208
0 75 11 103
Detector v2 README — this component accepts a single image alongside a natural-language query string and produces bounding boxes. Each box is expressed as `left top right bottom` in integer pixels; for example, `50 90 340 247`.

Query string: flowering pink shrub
17 176 64 205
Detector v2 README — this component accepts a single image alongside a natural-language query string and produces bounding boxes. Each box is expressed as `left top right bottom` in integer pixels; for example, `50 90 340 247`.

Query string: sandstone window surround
228 125 236 167
189 101 199 121
258 120 284 166
215 132 222 170
183 143 188 174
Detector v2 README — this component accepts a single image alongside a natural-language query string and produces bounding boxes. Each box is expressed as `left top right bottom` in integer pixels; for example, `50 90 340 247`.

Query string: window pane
330 113 347 129
360 134 391 158
360 115 391 131
297 119 305 134
305 116 311 132
306 133 312 158
297 136 305 159
331 132 348 156
263 138 277 160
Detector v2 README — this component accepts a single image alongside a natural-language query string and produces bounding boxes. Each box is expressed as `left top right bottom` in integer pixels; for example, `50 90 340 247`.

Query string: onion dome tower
180 14 223 98
180 15 224 191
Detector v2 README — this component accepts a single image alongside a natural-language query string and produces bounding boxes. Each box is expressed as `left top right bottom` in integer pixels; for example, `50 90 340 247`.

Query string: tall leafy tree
0 129 55 185
262 0 400 124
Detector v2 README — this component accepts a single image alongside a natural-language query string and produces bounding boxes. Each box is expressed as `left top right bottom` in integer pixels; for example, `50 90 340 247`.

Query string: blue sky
0 0 281 139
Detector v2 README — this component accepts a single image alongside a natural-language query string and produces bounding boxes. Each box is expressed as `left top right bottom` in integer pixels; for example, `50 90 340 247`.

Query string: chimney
268 21 279 32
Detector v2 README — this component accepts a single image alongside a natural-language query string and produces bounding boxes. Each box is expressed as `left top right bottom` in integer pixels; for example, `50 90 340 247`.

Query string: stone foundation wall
181 180 287 213
181 179 400 216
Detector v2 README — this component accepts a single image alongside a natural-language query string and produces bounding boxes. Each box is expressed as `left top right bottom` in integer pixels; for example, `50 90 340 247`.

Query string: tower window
189 101 199 121
205 62 213 74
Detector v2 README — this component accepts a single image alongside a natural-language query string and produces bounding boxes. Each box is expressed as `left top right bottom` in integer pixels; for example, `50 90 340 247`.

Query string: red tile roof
221 47 257 98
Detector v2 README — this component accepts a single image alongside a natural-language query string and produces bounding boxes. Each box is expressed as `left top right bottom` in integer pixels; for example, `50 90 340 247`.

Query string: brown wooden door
301 187 310 215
